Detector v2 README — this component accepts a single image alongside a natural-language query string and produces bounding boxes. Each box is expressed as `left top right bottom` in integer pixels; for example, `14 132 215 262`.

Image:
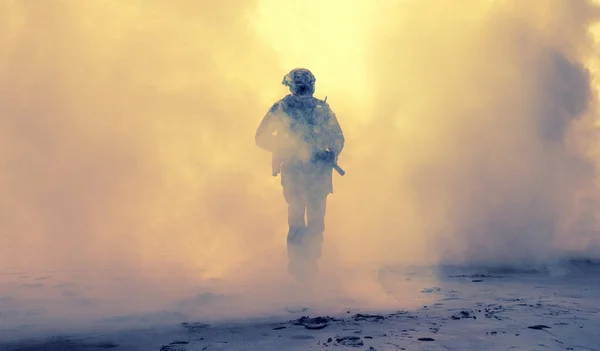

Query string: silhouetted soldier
255 68 345 281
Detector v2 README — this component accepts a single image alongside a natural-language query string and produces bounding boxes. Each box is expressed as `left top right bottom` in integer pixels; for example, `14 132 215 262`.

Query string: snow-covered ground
2 260 600 351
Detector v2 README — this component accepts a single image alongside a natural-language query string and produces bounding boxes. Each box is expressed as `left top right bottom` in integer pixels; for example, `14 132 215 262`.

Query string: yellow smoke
0 0 599 321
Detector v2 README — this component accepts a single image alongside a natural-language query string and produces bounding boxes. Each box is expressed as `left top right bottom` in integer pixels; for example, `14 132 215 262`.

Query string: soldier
255 68 345 281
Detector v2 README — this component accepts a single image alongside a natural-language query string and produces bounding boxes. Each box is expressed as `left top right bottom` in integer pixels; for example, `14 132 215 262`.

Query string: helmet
282 68 316 95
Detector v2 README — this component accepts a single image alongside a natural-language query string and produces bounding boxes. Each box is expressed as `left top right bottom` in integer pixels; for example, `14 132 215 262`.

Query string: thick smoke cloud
355 0 600 267
0 1 285 275
0 0 600 331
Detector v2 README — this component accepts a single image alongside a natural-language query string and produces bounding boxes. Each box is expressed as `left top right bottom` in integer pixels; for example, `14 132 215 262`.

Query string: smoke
0 0 600 334
0 0 297 330
352 0 600 267
0 0 283 271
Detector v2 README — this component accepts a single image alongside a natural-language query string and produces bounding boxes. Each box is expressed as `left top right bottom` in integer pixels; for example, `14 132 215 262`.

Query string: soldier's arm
255 102 282 152
327 108 345 157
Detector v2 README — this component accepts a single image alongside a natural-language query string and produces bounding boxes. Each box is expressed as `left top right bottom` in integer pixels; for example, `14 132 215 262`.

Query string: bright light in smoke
252 0 375 123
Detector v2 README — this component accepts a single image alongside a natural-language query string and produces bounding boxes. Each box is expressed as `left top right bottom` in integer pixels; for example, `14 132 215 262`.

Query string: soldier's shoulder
313 96 327 104
313 97 333 114
313 96 330 107
280 94 295 102
268 96 290 112
273 94 295 108
267 103 279 113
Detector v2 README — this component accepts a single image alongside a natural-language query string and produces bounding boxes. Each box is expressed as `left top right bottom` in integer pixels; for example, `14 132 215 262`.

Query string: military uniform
255 69 345 281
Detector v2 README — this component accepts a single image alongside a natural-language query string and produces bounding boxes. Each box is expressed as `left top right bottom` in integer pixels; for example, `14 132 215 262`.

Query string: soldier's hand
314 150 336 163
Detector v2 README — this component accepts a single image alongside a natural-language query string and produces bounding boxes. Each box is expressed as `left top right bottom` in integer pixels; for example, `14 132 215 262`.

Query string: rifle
332 162 346 176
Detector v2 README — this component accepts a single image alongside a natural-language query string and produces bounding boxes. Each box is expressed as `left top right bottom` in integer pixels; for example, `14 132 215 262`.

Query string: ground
1 260 599 351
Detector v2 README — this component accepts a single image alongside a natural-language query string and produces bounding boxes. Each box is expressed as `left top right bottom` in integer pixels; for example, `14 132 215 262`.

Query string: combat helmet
282 68 316 96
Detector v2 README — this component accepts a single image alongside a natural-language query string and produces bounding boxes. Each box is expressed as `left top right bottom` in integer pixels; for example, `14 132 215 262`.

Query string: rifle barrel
333 163 345 176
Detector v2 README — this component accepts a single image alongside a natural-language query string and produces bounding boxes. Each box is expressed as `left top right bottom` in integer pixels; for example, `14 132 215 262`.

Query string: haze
1 0 599 329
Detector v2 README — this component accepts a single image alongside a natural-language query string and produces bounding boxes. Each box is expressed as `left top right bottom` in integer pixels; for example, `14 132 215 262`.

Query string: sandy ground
1 260 600 351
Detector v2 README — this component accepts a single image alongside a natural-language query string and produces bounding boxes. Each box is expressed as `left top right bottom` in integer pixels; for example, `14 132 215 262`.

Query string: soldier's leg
282 183 308 277
287 198 306 250
305 192 327 261
282 170 306 238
